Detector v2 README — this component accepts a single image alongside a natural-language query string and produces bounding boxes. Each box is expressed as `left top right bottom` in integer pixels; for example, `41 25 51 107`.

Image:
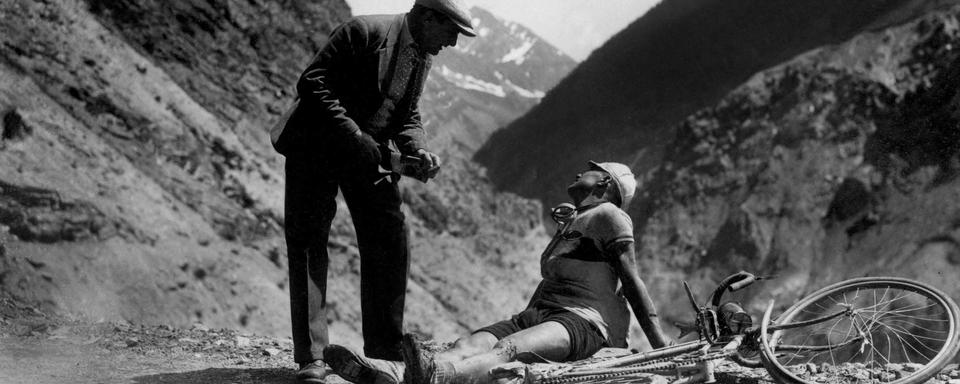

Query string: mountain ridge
477 0 960 210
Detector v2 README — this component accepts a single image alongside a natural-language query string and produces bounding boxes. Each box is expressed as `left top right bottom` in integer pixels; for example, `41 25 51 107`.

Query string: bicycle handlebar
729 274 757 291
710 271 757 307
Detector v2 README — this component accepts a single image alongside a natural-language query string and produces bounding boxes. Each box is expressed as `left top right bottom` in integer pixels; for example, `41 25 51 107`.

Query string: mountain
424 7 576 155
632 3 960 324
477 0 960 210
0 0 572 346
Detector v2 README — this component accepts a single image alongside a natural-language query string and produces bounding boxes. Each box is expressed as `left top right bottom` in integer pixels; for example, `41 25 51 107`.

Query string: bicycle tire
759 277 960 384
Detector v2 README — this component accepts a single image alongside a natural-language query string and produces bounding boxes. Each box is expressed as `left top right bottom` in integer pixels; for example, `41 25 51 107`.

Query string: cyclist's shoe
323 344 404 384
297 360 333 384
401 334 454 384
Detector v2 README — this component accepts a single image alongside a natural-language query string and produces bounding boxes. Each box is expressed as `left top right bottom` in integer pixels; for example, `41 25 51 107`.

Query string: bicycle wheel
759 277 960 384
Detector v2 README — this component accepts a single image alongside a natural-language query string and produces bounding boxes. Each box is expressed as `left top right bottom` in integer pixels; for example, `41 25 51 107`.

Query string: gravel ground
3 297 959 384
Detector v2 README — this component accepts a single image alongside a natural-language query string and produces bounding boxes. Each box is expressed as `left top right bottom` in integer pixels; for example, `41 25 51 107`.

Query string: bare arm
609 240 669 349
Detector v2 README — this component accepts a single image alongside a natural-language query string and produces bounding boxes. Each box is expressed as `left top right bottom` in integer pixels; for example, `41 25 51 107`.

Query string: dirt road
0 325 297 384
0 296 297 384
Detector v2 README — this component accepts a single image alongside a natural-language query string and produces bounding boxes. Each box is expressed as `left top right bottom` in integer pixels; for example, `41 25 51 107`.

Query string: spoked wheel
760 277 960 384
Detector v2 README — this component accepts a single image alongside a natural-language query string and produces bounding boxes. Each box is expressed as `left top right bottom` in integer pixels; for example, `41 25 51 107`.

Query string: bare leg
435 331 499 362
441 321 571 384
330 331 497 384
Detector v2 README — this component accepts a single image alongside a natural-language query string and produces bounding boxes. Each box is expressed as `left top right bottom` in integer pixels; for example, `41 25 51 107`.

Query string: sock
431 361 455 384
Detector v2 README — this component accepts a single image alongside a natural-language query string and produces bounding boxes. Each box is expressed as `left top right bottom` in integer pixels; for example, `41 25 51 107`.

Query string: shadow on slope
132 368 293 384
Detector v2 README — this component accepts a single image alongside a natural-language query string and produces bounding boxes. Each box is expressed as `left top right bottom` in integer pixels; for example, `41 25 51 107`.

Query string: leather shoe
324 344 405 384
297 360 333 384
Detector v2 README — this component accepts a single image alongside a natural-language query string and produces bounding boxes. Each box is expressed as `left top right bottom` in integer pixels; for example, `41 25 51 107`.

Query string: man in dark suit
272 0 476 382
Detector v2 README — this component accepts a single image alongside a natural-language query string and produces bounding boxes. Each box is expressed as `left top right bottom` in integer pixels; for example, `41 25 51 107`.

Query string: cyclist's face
567 170 607 203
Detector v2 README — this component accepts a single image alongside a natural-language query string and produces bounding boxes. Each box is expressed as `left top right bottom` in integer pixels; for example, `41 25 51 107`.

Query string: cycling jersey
531 202 633 347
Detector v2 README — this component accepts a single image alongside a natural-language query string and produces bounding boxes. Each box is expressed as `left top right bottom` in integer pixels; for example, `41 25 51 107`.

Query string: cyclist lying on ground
323 161 671 384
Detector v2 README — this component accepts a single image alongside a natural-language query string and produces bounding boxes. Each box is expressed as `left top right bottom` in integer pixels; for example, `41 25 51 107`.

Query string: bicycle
526 272 960 384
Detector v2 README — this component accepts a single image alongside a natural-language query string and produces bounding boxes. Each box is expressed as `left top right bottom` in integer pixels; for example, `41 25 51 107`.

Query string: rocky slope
631 5 960 327
477 0 960 210
0 0 572 347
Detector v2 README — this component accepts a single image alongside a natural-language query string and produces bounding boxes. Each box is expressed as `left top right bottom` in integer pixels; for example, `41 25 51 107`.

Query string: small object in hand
424 164 441 179
399 155 438 182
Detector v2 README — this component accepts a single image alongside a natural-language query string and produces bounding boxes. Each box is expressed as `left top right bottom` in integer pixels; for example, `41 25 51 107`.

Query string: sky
344 0 660 61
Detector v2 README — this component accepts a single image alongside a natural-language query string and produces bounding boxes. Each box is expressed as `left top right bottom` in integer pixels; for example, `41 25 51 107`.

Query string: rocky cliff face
0 0 571 346
632 5 960 327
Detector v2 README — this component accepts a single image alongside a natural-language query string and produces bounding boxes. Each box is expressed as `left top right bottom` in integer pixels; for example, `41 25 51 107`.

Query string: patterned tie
365 44 430 136
401 53 431 111
386 45 417 101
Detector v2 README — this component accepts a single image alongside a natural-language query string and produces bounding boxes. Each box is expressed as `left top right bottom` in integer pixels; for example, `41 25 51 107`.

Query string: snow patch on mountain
500 40 535 65
504 79 545 98
439 65 506 97
439 66 545 99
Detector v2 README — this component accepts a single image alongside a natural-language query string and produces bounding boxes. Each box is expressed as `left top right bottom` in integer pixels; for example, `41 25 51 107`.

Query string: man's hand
354 131 381 168
415 149 441 180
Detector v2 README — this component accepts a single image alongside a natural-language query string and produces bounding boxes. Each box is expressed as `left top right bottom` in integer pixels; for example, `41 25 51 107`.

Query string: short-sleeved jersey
530 202 634 347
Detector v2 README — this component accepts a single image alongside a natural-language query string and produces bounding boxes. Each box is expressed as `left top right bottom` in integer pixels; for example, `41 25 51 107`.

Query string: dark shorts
474 306 607 361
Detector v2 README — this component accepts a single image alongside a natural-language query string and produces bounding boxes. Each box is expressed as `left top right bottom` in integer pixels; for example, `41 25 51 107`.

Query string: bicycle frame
540 272 765 383
540 272 959 384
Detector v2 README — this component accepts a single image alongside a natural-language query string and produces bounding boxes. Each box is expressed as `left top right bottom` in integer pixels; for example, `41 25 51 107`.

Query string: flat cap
415 0 476 37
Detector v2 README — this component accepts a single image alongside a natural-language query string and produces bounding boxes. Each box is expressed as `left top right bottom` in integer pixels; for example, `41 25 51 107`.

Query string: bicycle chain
539 350 736 384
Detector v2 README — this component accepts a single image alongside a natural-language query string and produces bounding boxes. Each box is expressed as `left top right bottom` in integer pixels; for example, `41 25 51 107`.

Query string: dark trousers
284 154 410 363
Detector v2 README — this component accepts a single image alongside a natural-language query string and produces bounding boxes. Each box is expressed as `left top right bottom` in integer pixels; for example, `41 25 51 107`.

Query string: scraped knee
491 338 519 360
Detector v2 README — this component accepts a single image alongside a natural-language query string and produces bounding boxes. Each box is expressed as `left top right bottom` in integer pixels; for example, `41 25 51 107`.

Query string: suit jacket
272 14 428 157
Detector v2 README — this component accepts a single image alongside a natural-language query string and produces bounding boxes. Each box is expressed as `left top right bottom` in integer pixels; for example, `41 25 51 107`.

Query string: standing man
271 1 476 383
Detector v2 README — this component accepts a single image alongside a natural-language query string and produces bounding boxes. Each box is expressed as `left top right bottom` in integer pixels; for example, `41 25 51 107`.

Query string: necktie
365 44 429 135
401 53 431 110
